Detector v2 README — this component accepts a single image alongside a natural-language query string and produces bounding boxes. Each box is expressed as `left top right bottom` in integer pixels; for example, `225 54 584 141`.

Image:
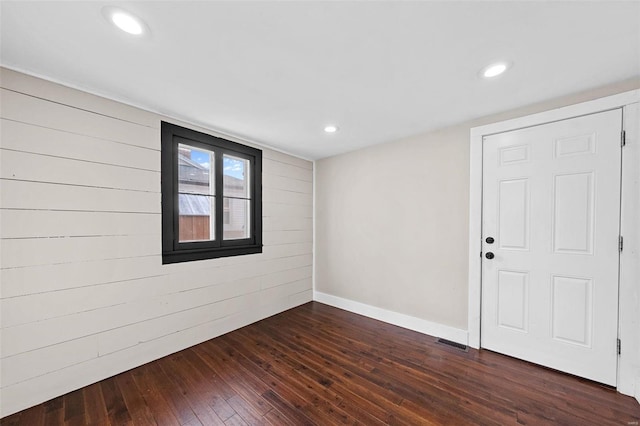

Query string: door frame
468 89 639 396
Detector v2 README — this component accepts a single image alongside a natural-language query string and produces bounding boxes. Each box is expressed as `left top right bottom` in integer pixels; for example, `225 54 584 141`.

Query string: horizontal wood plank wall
0 68 313 418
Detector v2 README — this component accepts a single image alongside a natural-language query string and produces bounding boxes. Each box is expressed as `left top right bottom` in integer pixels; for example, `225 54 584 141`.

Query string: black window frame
161 121 262 264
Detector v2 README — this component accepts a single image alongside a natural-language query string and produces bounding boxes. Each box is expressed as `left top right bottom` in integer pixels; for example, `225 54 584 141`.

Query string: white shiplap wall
0 68 313 417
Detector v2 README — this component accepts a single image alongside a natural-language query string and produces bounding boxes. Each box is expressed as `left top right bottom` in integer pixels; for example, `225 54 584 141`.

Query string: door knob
485 237 495 244
485 252 495 259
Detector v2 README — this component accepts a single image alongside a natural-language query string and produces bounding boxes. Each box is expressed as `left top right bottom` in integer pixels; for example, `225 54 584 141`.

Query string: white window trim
468 89 640 396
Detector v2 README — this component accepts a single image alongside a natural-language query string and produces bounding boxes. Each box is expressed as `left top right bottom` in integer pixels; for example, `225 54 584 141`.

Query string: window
161 122 262 264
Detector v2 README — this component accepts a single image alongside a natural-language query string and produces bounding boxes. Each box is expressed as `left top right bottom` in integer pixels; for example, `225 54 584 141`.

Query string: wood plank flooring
2 302 639 425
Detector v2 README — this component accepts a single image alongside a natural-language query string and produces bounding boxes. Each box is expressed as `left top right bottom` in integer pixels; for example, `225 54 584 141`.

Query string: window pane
178 144 214 195
179 194 215 242
223 198 250 240
223 155 250 198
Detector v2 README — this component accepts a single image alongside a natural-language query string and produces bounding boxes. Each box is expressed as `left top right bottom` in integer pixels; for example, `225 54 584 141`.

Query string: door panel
498 179 530 250
481 109 622 386
553 172 594 253
551 275 592 347
497 270 529 332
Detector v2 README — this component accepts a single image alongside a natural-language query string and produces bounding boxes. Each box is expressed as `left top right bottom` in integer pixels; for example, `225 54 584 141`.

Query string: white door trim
468 89 640 396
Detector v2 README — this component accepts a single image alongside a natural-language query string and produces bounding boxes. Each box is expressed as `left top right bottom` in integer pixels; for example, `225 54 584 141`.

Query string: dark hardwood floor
2 302 639 425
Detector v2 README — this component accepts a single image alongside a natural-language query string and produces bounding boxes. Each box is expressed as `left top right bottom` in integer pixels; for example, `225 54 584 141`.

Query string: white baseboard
313 291 468 346
635 376 640 404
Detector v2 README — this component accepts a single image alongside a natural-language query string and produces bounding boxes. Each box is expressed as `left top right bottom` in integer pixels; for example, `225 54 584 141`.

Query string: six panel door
481 109 622 386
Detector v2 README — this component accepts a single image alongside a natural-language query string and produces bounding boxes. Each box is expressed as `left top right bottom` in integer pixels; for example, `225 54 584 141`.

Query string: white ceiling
1 1 639 160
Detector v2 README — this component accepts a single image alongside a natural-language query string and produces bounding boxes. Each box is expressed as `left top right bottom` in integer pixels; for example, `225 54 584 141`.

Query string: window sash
173 142 256 250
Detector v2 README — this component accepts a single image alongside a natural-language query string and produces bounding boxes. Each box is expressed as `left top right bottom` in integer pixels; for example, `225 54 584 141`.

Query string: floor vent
436 338 468 352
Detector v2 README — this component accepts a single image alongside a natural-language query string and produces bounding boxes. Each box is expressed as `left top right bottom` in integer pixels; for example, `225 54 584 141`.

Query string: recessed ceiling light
324 125 338 133
102 7 146 36
481 62 511 78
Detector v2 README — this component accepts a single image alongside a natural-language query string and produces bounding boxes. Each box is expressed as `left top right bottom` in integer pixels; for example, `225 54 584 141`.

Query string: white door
481 109 622 386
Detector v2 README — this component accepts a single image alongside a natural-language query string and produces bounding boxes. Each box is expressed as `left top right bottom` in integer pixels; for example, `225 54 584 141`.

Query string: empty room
1 1 639 424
